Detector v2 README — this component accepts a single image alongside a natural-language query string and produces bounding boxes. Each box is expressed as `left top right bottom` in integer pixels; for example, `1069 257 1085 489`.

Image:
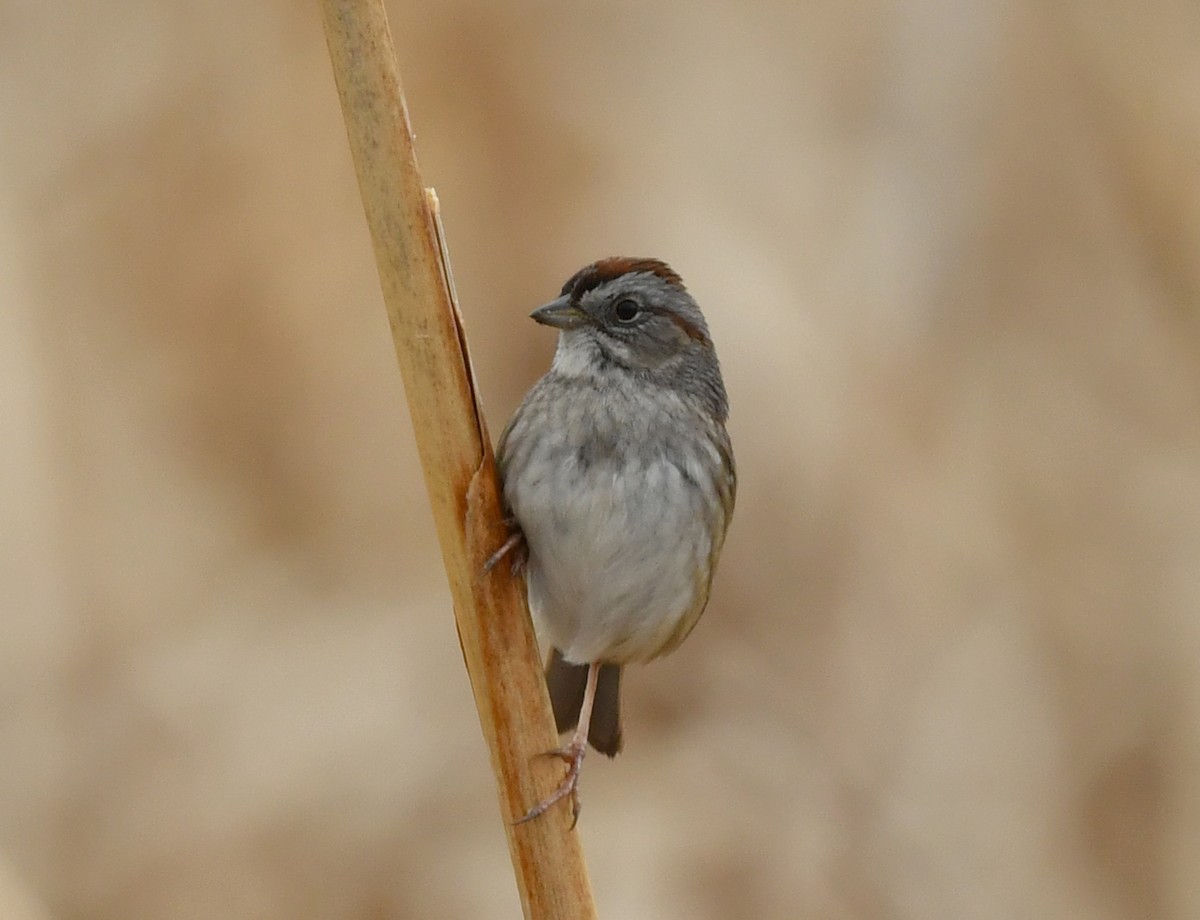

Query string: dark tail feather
545 649 623 757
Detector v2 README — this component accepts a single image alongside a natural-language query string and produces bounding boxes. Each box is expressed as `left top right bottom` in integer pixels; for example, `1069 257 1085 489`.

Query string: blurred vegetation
0 2 1196 918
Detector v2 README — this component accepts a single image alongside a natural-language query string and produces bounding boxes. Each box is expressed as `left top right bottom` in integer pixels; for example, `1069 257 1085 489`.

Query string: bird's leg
516 661 600 828
483 520 527 576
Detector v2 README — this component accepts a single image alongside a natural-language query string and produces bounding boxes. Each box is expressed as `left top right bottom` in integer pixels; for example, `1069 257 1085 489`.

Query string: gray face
532 265 729 422
575 272 711 371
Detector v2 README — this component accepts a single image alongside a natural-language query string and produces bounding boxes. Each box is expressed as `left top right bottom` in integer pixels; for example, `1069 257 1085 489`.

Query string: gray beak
530 295 588 330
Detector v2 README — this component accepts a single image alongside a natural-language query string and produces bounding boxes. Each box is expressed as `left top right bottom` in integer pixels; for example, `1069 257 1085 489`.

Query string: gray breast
503 375 715 664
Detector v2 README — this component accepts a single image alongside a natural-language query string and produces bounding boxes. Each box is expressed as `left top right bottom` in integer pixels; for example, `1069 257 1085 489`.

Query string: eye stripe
661 310 710 345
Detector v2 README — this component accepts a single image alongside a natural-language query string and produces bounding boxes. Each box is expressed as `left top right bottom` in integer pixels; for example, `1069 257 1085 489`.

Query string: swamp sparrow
489 257 736 824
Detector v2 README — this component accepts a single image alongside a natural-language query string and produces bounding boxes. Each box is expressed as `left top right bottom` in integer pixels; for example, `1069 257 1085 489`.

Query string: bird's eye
613 299 640 323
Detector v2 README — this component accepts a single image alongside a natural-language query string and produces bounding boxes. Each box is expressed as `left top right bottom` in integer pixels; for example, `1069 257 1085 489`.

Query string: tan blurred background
2 1 1198 918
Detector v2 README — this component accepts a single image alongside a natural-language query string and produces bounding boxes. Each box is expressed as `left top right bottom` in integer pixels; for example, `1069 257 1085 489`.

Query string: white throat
551 331 613 378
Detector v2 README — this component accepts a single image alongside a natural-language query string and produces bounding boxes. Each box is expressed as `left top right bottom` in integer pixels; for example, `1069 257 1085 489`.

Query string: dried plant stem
320 2 598 917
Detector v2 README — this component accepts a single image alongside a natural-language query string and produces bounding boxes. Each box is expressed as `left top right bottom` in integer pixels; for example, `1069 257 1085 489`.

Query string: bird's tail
545 649 623 757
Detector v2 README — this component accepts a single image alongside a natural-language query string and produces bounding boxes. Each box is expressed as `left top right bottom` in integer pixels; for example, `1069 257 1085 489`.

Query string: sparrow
489 257 735 824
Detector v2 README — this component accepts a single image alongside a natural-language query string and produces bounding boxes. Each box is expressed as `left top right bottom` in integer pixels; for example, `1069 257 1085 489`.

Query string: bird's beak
530 295 588 330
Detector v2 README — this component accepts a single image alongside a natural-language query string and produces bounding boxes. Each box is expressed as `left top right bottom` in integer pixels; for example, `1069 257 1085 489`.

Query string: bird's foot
483 523 527 576
514 739 587 828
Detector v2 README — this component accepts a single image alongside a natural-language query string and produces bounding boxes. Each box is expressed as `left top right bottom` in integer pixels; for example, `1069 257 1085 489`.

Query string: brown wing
650 422 736 660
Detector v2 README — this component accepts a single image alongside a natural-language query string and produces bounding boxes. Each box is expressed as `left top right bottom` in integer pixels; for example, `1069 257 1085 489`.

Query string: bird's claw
483 526 527 576
514 741 587 828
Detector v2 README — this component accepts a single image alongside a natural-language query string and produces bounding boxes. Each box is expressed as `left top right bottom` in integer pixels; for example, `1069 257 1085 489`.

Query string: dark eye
613 299 640 323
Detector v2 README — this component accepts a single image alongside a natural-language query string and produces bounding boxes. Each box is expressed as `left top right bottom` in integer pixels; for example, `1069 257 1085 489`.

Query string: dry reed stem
320 2 598 917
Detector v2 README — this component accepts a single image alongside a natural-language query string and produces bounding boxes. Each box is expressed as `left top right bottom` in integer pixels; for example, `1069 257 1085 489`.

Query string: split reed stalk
320 2 599 916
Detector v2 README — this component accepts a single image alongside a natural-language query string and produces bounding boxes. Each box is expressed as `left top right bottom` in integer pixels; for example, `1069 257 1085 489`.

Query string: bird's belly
516 456 711 665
